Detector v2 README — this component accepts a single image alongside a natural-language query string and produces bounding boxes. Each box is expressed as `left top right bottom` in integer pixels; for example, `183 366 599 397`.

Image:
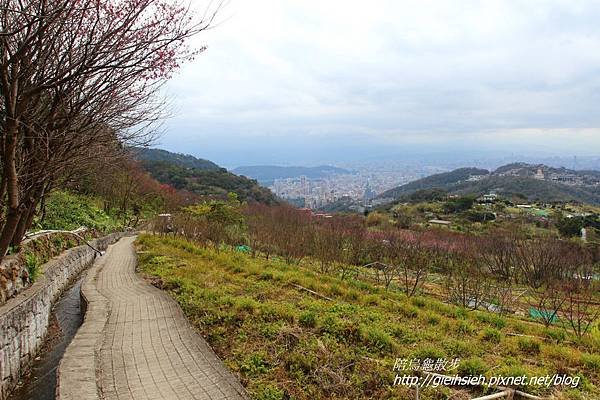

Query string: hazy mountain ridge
232 165 354 184
380 163 600 205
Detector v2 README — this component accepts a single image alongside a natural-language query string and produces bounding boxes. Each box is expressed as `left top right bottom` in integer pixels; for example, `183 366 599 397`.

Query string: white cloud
160 0 600 162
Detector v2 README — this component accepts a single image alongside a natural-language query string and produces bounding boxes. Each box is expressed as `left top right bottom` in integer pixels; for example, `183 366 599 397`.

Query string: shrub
241 352 270 377
429 301 454 316
398 303 419 319
259 323 281 339
260 303 295 323
299 311 317 328
454 307 468 320
390 325 418 344
423 311 441 326
362 294 380 306
411 297 427 308
495 364 531 390
235 297 258 313
253 385 285 400
458 357 488 376
543 344 579 368
581 353 600 372
476 313 507 329
517 337 541 355
512 321 526 334
320 315 342 336
412 345 446 361
443 339 472 358
482 328 502 343
365 212 387 227
456 320 475 335
24 252 41 282
259 271 274 280
360 325 394 353
544 328 566 343
285 352 315 377
35 190 122 232
328 284 344 296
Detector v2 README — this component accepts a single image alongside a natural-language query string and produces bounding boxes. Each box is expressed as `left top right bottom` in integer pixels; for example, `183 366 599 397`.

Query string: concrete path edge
55 239 115 400
57 235 249 400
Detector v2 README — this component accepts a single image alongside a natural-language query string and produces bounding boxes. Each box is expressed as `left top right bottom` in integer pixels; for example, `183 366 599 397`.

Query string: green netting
529 307 558 322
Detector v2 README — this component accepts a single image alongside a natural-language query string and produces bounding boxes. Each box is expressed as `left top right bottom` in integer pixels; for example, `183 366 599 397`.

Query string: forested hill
133 147 221 170
133 148 278 204
379 164 600 205
380 167 489 199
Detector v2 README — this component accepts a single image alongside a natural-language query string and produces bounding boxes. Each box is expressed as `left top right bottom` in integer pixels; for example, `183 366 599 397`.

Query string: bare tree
514 238 563 289
384 231 429 296
527 283 566 328
312 224 341 274
0 0 219 260
560 265 600 338
479 231 518 282
444 256 493 310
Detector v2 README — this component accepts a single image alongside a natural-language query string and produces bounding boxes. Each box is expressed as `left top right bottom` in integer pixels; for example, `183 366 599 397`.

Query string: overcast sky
159 0 600 167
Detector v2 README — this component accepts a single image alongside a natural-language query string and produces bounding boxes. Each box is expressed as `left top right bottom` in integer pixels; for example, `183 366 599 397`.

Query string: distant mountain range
133 148 277 204
232 165 353 185
379 163 600 205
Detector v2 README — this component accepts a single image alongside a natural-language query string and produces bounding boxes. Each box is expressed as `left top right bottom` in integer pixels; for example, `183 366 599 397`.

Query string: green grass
33 191 124 232
136 234 600 400
20 233 81 282
24 252 41 281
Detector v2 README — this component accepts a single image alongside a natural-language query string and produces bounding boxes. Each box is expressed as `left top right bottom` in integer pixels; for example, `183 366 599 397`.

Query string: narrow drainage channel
8 277 85 400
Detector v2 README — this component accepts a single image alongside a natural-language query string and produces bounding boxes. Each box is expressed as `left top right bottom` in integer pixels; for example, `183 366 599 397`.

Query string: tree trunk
10 197 37 247
0 206 23 257
0 122 21 259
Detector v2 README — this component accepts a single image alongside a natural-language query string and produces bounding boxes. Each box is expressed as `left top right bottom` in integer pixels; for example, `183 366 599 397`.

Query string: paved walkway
58 236 248 400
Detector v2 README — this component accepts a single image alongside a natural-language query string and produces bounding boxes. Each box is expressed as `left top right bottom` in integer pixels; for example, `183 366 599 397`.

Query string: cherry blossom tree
0 0 220 259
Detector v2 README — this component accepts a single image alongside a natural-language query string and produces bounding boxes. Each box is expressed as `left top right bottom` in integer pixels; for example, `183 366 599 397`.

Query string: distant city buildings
269 166 430 209
534 167 545 180
478 193 498 203
497 165 599 187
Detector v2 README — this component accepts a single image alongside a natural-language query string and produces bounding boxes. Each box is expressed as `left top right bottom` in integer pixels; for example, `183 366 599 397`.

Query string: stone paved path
58 236 248 400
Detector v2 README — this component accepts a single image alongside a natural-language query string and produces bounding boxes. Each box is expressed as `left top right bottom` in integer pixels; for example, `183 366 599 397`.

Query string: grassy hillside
137 234 600 400
142 161 278 204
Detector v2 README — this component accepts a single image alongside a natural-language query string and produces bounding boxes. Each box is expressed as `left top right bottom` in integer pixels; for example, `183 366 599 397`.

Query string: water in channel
7 277 85 400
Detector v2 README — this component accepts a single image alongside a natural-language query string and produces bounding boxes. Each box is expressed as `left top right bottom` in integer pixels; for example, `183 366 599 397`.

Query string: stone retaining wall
0 229 91 305
0 232 127 400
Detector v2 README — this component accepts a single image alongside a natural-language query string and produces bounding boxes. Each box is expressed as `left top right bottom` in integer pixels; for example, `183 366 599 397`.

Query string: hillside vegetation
134 147 221 170
142 200 599 399
134 148 278 204
380 164 600 205
33 191 125 232
381 168 489 199
137 235 600 400
142 161 278 204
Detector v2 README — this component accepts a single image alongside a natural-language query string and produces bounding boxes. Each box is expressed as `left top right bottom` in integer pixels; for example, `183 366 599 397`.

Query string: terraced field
136 234 600 400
